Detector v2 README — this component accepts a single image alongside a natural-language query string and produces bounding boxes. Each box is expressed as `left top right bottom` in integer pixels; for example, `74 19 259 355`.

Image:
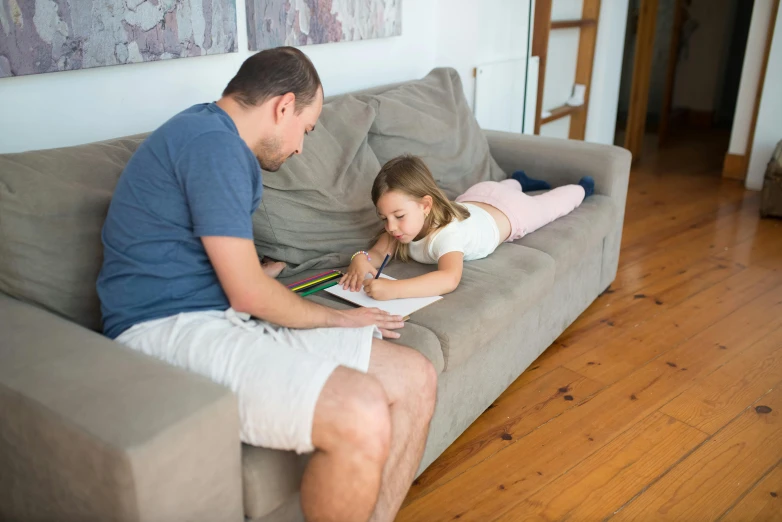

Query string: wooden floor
396 131 782 521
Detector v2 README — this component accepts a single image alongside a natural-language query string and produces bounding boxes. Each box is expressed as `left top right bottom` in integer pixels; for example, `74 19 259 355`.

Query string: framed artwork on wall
0 0 238 78
246 0 402 51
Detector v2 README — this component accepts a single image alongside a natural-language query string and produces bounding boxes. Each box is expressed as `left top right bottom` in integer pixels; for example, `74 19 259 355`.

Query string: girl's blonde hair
371 155 470 261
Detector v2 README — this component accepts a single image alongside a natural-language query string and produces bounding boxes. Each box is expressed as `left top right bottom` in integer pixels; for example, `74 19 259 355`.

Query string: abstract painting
0 0 238 78
246 0 401 51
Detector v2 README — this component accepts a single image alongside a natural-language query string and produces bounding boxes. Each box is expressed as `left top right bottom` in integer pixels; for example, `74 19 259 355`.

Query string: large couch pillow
0 135 147 331
357 67 507 199
252 95 384 275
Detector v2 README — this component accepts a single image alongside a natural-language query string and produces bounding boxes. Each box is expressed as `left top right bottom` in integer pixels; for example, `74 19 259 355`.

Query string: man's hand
261 257 286 278
335 307 404 339
363 278 398 301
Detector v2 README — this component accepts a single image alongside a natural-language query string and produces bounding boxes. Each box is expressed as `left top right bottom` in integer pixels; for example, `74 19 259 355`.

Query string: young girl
339 155 594 300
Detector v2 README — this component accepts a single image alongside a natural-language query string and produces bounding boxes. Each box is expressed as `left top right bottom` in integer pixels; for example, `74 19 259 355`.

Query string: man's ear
274 92 297 122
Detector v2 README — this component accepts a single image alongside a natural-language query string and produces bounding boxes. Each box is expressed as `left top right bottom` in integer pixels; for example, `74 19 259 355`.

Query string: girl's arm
366 233 395 269
363 251 464 300
340 233 396 291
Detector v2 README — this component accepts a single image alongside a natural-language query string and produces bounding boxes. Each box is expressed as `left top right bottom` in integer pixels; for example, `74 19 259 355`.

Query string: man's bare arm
201 236 404 336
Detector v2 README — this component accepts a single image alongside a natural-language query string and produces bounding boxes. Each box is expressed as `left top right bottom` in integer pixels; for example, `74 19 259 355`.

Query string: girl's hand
363 278 398 301
340 256 377 292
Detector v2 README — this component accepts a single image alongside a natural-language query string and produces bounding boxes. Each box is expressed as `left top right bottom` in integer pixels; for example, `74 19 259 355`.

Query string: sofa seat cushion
0 134 147 331
512 194 618 275
382 244 555 370
241 445 307 520
252 95 384 276
357 68 508 199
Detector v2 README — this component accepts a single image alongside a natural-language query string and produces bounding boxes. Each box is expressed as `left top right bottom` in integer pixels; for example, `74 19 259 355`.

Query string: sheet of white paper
324 274 442 317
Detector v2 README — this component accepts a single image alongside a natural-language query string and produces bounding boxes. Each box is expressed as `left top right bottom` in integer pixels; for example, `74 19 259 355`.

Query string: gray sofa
0 68 631 521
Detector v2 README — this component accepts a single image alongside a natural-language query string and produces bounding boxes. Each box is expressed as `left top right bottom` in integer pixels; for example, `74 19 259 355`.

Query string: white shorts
116 308 381 453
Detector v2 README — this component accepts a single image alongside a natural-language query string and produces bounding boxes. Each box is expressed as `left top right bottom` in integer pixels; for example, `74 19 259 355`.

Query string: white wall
585 0 629 145
0 0 624 154
728 0 775 156
540 115 572 139
1 0 441 153
542 27 580 113
746 4 782 191
435 0 532 109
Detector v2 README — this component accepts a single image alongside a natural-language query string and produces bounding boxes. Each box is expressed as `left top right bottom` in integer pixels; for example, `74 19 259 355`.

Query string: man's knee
368 339 438 417
333 376 392 464
404 349 438 418
416 352 438 416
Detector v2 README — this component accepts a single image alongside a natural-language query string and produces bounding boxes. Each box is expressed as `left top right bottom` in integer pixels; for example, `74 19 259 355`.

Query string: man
97 47 437 522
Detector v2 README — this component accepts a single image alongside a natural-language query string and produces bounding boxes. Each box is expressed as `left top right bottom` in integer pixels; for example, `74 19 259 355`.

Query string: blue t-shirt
97 103 263 339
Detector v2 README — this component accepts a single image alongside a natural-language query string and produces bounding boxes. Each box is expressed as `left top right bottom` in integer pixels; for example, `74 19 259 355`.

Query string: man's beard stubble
255 135 293 172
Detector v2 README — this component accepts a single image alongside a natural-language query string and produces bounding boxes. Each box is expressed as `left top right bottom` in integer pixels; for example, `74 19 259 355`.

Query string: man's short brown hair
223 47 322 113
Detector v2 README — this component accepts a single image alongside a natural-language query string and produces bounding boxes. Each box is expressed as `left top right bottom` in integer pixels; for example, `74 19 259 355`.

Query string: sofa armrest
0 294 243 521
484 131 632 290
484 130 632 207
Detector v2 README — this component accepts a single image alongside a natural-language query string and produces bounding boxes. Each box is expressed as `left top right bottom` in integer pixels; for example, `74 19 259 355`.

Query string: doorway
616 0 754 173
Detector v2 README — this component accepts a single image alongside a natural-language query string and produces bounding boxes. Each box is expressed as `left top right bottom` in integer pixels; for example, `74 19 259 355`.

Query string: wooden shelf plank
551 18 597 29
569 0 601 140
540 104 584 125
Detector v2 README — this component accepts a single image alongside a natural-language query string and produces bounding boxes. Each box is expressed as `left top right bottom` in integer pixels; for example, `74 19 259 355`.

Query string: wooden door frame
658 0 685 146
532 0 553 135
624 0 659 163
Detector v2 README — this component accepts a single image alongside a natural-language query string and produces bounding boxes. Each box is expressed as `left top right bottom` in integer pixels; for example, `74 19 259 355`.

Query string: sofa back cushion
0 68 505 321
252 95 384 275
0 135 147 331
357 68 507 199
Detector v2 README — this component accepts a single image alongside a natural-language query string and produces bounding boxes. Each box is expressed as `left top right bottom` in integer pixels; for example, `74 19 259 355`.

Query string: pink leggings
455 179 585 241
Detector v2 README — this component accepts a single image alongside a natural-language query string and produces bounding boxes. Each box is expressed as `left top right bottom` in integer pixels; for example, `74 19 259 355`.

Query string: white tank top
408 203 501 265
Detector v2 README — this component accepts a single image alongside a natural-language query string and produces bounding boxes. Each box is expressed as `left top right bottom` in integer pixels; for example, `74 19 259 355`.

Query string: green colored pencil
299 280 339 297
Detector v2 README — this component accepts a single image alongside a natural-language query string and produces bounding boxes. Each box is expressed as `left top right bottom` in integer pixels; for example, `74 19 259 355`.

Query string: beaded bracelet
351 251 371 262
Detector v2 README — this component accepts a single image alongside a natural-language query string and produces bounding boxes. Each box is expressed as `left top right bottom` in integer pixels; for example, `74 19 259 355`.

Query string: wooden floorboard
720 463 782 521
496 412 708 522
395 131 782 521
611 388 782 521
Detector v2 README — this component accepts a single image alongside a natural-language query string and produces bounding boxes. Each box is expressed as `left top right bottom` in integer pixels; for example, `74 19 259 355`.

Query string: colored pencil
286 270 336 289
293 274 342 294
299 280 339 297
291 272 342 293
289 271 341 291
375 254 391 279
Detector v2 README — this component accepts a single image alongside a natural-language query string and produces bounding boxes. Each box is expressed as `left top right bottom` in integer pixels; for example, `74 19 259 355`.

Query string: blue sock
578 176 595 198
511 170 551 191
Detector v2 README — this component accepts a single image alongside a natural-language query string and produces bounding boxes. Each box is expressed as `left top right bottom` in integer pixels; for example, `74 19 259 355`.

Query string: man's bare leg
300 341 437 522
367 339 438 522
300 367 392 522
